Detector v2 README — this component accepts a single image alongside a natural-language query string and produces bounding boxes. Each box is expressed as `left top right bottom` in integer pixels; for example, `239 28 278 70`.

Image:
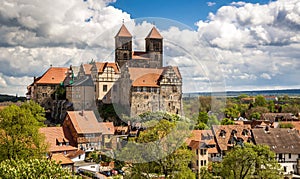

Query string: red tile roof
212 124 252 151
99 122 115 135
132 51 150 60
95 62 120 74
66 149 85 159
115 24 132 37
66 111 101 134
146 27 163 39
83 64 93 75
35 67 69 84
51 153 74 165
39 127 77 153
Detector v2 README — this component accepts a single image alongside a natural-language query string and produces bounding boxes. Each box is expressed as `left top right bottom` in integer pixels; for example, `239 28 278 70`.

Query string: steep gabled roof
95 62 120 74
99 122 115 135
115 24 132 38
83 64 93 75
252 128 300 154
66 111 101 134
39 127 77 153
128 68 164 87
212 124 252 151
35 67 69 84
146 27 163 39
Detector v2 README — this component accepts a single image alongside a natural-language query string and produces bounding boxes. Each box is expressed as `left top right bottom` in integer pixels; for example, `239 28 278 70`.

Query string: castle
27 24 183 118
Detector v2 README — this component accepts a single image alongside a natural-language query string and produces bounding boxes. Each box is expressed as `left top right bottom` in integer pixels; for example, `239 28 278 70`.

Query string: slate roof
212 124 252 151
39 127 77 153
66 111 101 134
35 67 69 84
72 76 94 86
252 128 300 154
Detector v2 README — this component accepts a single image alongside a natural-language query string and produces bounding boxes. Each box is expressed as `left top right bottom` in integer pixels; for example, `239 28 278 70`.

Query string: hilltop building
112 24 183 117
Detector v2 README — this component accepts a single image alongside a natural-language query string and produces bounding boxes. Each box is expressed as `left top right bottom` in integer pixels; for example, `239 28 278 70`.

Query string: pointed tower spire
115 24 132 38
146 27 163 39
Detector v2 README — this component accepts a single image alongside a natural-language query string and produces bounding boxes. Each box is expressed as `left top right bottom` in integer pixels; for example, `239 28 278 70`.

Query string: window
42 93 47 97
200 160 204 166
103 85 108 92
196 149 198 155
284 166 287 172
123 53 128 60
200 149 206 155
289 153 292 159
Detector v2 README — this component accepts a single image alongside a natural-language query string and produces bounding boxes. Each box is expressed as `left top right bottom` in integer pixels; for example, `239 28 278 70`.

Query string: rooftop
35 67 69 84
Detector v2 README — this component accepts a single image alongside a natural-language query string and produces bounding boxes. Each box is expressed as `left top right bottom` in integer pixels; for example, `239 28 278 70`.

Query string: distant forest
0 94 26 103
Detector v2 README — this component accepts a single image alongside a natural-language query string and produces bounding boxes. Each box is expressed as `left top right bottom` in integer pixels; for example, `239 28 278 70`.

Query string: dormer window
242 129 249 136
219 130 226 138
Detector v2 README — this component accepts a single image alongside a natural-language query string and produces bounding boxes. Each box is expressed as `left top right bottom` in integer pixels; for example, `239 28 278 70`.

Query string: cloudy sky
0 0 299 95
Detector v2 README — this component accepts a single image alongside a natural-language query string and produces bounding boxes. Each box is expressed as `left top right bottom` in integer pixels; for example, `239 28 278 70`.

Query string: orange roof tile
35 67 69 84
66 150 85 159
208 147 218 154
95 62 120 74
132 51 150 60
212 124 251 151
39 127 77 153
51 153 74 165
99 122 115 135
66 111 102 134
115 24 132 37
83 64 93 75
132 73 160 87
146 27 163 39
186 130 202 143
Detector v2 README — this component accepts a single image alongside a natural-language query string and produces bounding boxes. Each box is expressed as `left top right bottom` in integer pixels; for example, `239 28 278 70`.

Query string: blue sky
111 0 273 29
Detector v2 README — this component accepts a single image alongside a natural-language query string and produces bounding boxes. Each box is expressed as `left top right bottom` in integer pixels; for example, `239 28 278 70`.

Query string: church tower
145 27 163 68
115 24 132 68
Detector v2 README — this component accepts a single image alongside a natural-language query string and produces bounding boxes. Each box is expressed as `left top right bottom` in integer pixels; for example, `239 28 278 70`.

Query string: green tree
221 118 235 125
198 111 209 124
247 106 269 119
279 123 294 129
250 112 261 120
254 95 267 107
224 105 240 119
0 104 46 160
0 158 73 178
216 143 282 179
118 113 195 179
20 100 46 125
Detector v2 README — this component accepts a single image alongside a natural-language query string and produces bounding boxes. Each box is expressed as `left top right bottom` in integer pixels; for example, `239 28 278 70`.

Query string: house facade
62 111 103 152
66 76 95 110
90 62 120 103
252 128 300 175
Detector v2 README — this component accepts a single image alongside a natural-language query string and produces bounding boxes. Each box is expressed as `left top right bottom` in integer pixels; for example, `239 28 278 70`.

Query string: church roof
115 24 132 38
146 27 163 39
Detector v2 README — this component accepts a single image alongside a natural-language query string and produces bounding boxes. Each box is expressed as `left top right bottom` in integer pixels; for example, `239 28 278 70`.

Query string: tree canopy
213 143 282 179
0 158 73 178
0 101 46 160
116 112 195 179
